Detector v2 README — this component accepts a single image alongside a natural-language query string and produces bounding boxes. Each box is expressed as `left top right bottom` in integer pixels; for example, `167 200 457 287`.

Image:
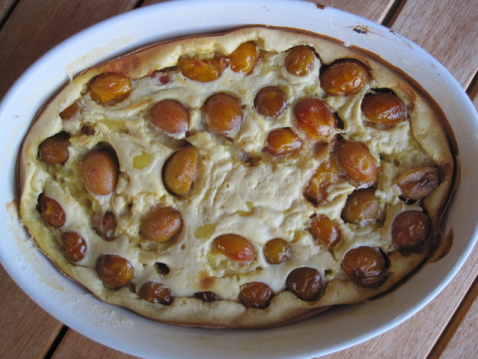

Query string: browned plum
140 207 182 243
94 211 117 241
391 211 430 250
263 238 291 264
395 167 440 200
342 188 381 226
263 128 302 157
96 254 134 288
61 232 87 262
336 140 378 186
320 60 370 96
203 93 243 135
361 93 407 126
149 99 190 134
310 214 341 248
80 149 119 195
238 282 273 309
138 281 174 305
212 234 256 262
254 86 287 118
295 98 336 142
40 195 66 228
341 246 387 288
194 291 219 302
39 133 70 165
286 267 323 301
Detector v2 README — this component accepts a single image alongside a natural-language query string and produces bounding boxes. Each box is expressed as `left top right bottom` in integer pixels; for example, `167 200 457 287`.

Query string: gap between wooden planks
428 274 478 358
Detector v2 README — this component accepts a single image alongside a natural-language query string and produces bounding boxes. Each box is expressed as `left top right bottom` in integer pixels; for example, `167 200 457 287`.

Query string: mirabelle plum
40 195 66 228
140 207 182 243
310 214 341 248
336 140 378 186
295 98 336 142
254 86 287 118
303 159 340 205
139 281 174 305
263 238 291 264
341 246 387 288
341 188 381 226
263 128 302 157
284 46 315 76
96 254 134 288
163 145 198 196
39 132 70 165
395 167 440 200
361 93 407 126
238 282 273 309
90 73 132 105
149 99 189 134
229 42 259 74
203 93 243 135
61 232 87 262
212 234 256 262
59 102 80 120
320 60 370 96
80 149 119 195
178 56 226 82
286 267 323 301
391 211 430 250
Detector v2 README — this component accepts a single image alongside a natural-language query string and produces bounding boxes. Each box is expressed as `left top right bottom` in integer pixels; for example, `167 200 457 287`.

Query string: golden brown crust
18 25 455 329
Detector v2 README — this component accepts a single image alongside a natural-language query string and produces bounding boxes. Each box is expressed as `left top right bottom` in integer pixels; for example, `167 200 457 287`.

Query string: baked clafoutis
17 26 456 328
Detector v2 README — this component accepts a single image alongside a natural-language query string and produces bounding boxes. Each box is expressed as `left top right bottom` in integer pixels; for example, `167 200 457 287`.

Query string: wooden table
0 0 476 358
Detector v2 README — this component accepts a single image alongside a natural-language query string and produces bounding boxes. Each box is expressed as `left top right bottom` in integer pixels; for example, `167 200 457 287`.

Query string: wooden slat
428 275 478 358
389 0 478 89
439 303 478 359
0 0 16 25
307 0 396 23
142 0 395 24
0 266 63 359
0 0 139 99
51 330 138 359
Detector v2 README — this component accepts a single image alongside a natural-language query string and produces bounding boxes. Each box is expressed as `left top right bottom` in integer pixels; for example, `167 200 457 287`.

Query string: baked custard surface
18 26 455 328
